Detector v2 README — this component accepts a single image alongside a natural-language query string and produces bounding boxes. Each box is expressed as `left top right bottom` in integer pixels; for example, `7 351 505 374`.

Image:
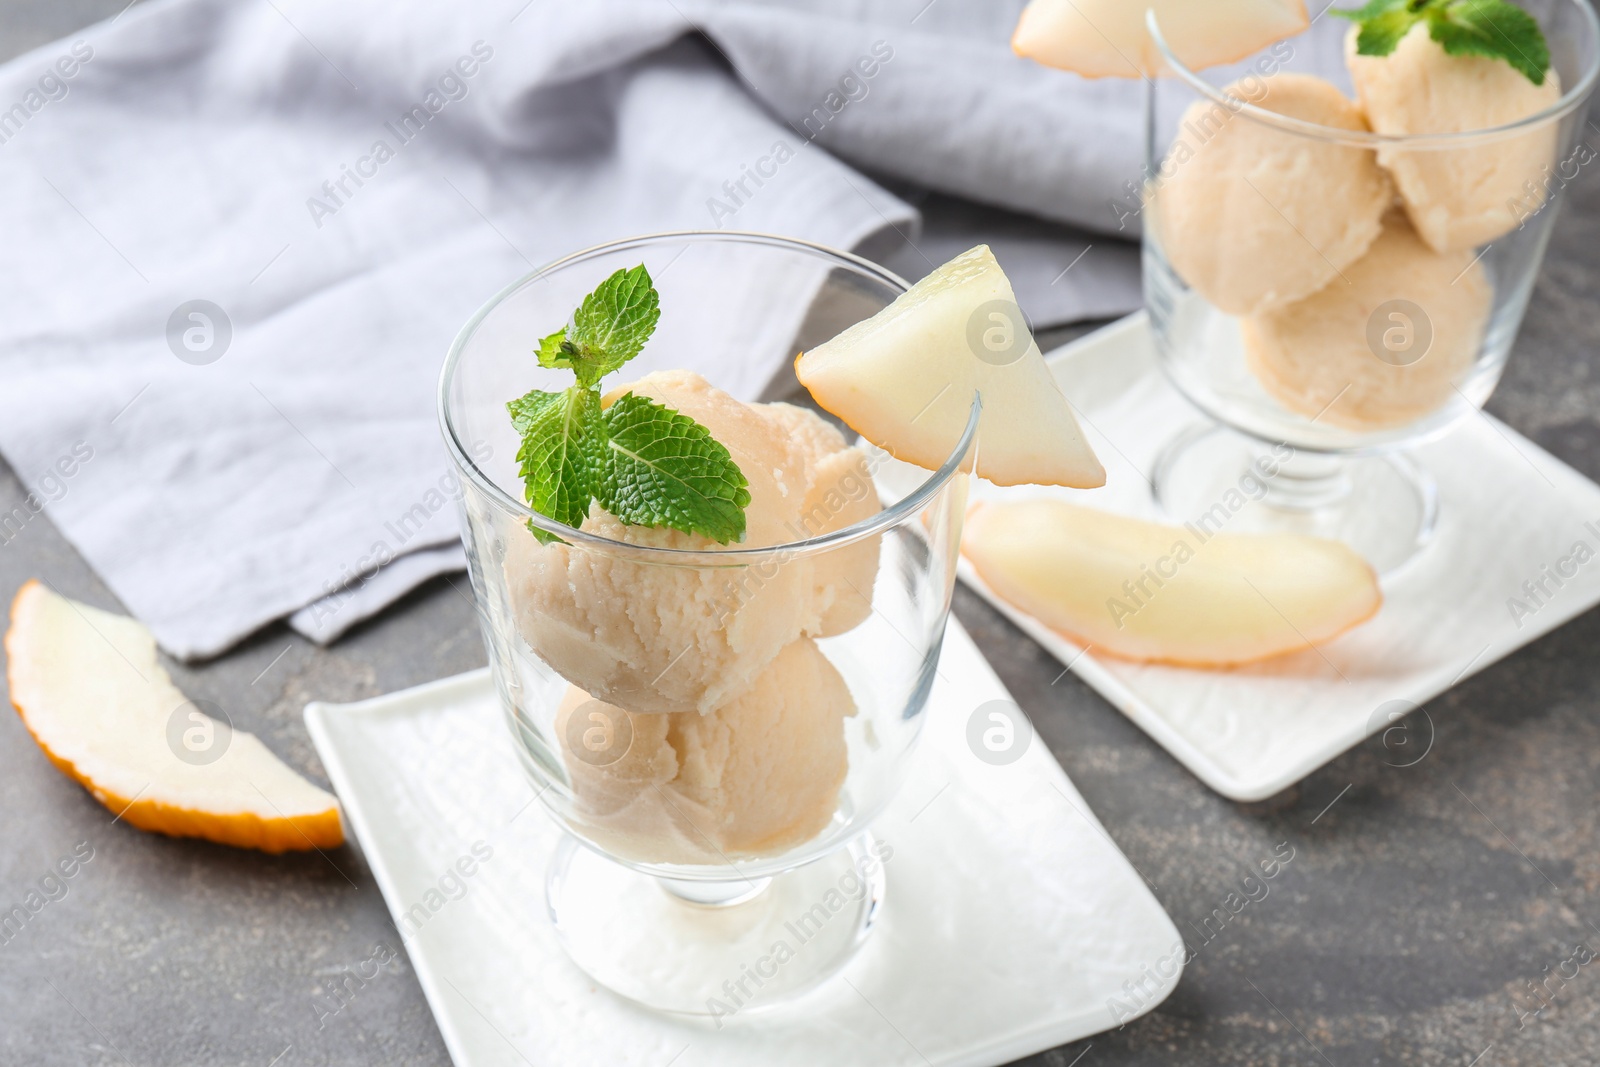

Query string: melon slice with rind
1013 0 1309 80
963 499 1381 667
6 580 343 853
794 245 1105 489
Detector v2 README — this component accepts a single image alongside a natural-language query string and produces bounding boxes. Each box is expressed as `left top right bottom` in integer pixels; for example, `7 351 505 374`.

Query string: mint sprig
1335 0 1551 85
507 265 750 544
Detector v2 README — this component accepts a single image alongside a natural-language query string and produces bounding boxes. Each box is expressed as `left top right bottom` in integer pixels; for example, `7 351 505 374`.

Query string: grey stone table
4 5 1599 1066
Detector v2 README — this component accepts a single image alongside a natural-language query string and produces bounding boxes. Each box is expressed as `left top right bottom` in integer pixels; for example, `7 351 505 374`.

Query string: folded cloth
0 0 1146 660
288 542 468 646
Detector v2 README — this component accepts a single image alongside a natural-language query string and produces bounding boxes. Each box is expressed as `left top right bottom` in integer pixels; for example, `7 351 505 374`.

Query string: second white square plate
879 313 1600 801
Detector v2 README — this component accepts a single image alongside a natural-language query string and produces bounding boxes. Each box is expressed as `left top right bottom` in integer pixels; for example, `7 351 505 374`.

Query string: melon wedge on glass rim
1012 0 1309 79
794 245 1105 489
6 580 343 853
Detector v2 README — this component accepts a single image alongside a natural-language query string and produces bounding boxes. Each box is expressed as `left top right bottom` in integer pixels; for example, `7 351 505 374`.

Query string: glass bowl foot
1151 424 1438 577
546 832 886 1016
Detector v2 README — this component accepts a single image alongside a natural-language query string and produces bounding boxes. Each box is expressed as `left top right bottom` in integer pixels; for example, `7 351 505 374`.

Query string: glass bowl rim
438 229 980 565
1147 0 1600 150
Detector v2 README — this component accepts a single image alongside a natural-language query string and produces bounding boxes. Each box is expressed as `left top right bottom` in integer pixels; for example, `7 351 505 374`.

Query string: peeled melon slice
6 580 343 852
1013 0 1309 79
963 500 1381 667
794 246 1105 489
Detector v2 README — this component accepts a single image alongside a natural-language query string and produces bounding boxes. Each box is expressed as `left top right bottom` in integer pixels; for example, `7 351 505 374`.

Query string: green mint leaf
508 386 607 536
1357 9 1423 55
535 327 578 372
528 266 661 387
1426 0 1549 85
596 393 750 544
1333 0 1424 55
568 265 661 384
1336 0 1551 82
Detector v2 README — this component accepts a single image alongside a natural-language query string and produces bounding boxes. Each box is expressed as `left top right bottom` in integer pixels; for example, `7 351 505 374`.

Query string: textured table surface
4 5 1599 1066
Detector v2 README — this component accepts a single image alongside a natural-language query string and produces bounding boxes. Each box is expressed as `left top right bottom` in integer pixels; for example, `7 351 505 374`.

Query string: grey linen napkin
0 0 1146 659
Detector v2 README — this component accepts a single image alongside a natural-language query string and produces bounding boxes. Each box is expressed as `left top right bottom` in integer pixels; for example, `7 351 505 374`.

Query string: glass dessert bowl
439 232 978 1014
1142 0 1600 573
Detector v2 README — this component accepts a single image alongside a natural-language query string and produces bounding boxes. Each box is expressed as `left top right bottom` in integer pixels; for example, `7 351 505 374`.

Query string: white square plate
880 313 1600 802
305 620 1183 1067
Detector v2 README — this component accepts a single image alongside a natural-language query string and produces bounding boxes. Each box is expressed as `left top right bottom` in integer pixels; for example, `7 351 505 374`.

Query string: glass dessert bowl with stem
1142 0 1600 574
439 232 980 1015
